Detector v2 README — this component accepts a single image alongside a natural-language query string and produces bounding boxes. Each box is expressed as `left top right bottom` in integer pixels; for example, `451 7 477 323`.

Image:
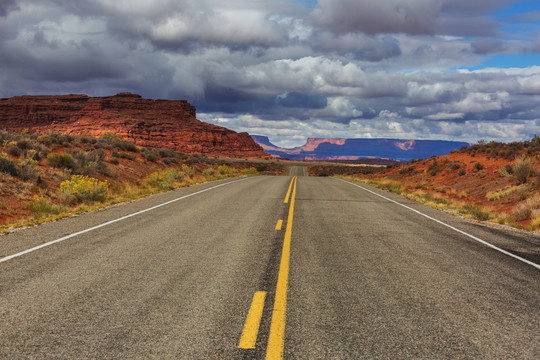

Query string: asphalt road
0 168 538 359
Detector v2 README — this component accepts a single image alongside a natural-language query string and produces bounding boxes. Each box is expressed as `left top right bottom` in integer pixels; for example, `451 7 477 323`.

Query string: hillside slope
352 138 540 230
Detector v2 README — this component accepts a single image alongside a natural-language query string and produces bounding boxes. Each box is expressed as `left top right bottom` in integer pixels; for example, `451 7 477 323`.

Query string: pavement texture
0 169 538 359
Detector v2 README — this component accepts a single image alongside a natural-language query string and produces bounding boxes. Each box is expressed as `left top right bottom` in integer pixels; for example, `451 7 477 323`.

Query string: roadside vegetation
332 136 539 232
0 130 285 233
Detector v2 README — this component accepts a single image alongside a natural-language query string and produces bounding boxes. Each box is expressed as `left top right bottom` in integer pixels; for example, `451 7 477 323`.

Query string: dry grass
0 131 274 233
487 185 529 201
512 194 540 222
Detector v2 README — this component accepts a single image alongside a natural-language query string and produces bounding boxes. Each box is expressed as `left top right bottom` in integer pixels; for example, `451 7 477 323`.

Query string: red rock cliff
0 92 266 157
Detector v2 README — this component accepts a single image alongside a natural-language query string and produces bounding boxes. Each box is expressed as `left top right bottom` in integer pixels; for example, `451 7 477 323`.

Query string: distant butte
0 92 266 157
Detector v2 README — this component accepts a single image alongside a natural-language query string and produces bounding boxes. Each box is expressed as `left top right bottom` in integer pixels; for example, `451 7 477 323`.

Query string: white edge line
0 178 249 264
338 178 540 270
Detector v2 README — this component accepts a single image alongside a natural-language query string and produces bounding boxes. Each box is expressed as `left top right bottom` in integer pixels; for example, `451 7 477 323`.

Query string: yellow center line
266 176 297 360
238 291 267 349
283 176 296 203
275 220 283 231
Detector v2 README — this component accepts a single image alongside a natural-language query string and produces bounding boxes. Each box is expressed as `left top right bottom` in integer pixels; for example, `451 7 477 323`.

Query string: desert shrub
17 165 36 181
256 164 268 173
16 139 31 150
0 130 16 142
80 136 97 144
58 175 109 204
498 164 514 176
16 158 38 181
512 155 534 184
27 197 65 218
175 151 188 160
94 140 112 150
25 149 40 161
48 153 77 170
474 162 484 171
427 158 441 176
182 164 195 177
7 146 22 157
89 149 106 162
109 157 120 165
458 169 466 176
146 168 183 189
461 204 490 221
399 166 414 174
36 134 51 144
71 149 109 176
142 150 158 162
242 167 258 175
217 164 231 176
99 131 124 143
0 153 19 176
487 185 529 201
158 148 176 158
203 168 216 178
118 152 136 160
512 194 540 221
451 163 461 170
48 131 74 145
113 140 138 152
162 157 178 165
513 203 532 221
189 154 201 163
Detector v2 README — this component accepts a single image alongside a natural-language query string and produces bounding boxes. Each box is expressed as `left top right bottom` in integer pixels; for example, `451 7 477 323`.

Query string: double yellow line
238 176 298 359
267 176 297 359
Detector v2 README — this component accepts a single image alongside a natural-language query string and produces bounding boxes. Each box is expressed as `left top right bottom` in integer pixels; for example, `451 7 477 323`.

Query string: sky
1 0 539 148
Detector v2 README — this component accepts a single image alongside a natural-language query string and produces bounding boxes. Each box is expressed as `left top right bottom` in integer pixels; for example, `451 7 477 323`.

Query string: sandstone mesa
0 92 266 157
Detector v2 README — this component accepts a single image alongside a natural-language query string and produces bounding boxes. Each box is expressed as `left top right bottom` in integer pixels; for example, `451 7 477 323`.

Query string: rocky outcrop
252 135 469 161
0 93 266 157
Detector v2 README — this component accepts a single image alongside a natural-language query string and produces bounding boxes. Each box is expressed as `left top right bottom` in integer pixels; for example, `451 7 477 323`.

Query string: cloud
0 0 18 16
471 38 505 54
0 0 538 146
311 0 442 35
276 91 327 108
311 0 515 36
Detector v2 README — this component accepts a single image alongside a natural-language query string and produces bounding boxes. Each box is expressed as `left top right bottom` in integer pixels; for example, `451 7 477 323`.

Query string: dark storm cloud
0 0 18 16
471 38 505 55
310 0 513 36
311 32 402 61
276 92 327 108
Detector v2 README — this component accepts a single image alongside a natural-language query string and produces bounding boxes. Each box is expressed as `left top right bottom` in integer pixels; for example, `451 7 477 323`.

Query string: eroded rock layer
0 92 266 157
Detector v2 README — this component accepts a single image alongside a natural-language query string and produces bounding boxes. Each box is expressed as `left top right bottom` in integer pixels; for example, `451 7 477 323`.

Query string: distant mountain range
252 136 470 161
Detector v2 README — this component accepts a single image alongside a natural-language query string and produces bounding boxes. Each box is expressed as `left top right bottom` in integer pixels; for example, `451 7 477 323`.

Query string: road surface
0 168 538 359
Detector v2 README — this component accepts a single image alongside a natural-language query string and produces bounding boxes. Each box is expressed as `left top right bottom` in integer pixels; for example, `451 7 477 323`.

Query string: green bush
461 204 490 221
146 168 183 189
512 155 534 184
203 168 216 179
0 153 19 176
27 197 65 218
99 131 124 143
58 175 109 204
48 153 77 170
182 164 195 177
242 167 258 175
474 162 484 171
142 150 158 162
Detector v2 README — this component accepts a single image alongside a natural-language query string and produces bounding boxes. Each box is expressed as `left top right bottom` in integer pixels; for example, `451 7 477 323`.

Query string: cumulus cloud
0 0 538 145
311 0 514 36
